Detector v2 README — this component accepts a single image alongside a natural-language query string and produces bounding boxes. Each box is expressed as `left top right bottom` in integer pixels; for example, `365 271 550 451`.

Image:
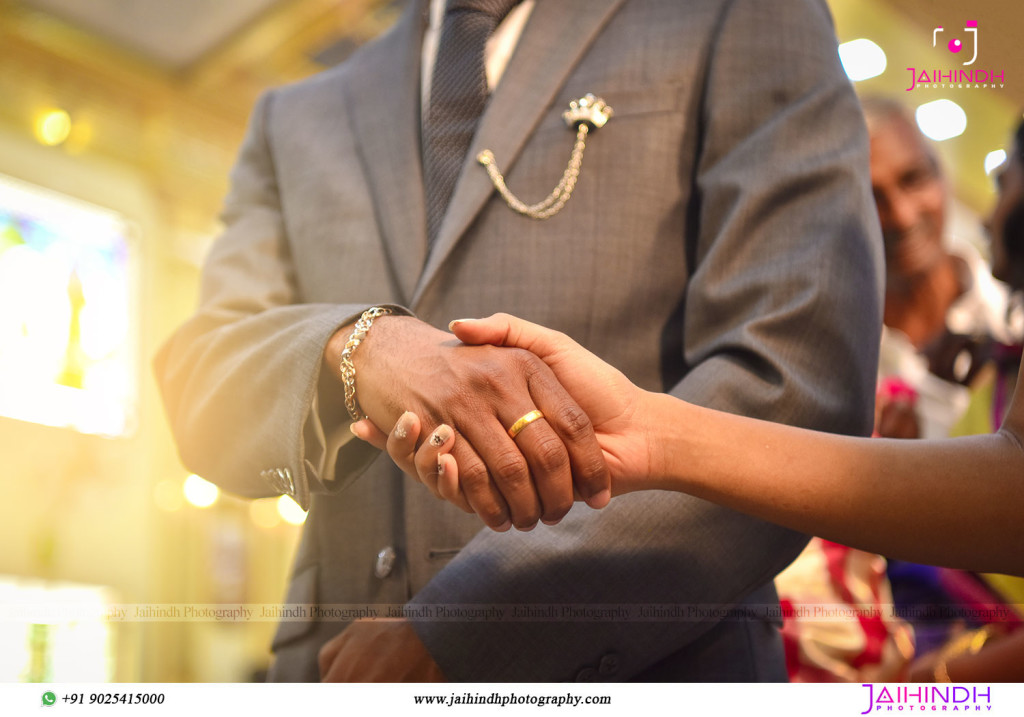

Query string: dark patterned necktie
422 0 522 245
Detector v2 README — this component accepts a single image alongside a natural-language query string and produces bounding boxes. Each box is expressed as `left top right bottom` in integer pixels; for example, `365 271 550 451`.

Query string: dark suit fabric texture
155 0 884 682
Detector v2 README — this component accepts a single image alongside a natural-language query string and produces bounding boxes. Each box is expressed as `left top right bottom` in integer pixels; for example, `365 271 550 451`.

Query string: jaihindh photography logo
906 20 1006 91
859 684 993 713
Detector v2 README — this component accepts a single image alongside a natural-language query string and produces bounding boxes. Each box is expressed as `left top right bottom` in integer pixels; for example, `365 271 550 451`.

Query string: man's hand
448 314 652 487
325 315 609 531
318 619 445 682
353 314 658 517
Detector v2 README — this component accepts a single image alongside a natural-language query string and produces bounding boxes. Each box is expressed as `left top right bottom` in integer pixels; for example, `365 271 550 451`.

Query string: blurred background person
863 96 1013 441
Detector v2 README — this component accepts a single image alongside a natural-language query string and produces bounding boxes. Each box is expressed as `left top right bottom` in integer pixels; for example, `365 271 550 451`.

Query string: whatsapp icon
42 691 57 706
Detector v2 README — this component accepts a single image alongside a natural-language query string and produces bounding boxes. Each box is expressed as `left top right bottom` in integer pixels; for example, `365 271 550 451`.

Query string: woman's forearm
644 391 1024 575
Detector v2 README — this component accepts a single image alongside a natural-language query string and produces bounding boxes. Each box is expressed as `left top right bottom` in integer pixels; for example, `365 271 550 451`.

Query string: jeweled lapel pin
477 93 613 220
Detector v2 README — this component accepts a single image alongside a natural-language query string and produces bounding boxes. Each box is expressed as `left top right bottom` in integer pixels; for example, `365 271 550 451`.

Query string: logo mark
932 21 978 65
907 19 1004 91
41 691 57 706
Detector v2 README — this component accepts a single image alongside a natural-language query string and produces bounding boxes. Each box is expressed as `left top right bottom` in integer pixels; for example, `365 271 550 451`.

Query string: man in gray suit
156 0 883 681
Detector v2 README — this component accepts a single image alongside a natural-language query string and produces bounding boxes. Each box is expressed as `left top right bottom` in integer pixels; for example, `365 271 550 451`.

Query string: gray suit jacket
156 0 884 682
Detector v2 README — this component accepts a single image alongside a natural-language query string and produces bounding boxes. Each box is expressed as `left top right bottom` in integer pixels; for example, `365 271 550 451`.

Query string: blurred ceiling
0 0 406 129
20 0 287 70
0 0 403 231
14 0 410 72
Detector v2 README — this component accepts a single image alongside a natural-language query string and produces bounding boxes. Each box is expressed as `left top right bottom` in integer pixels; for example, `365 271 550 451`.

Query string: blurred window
0 175 135 437
0 575 116 682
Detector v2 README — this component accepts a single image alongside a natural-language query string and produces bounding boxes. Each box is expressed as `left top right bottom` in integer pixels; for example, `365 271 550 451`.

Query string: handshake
325 311 1024 577
330 312 656 532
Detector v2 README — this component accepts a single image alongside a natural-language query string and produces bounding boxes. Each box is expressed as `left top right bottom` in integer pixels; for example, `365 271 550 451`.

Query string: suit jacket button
598 653 620 676
374 546 397 579
574 667 598 682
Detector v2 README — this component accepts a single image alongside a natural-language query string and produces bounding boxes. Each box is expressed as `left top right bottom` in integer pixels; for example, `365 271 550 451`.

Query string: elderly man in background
862 97 1012 440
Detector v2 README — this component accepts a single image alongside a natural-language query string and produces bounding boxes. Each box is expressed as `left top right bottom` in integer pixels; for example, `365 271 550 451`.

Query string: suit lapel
344 0 429 304
412 0 628 305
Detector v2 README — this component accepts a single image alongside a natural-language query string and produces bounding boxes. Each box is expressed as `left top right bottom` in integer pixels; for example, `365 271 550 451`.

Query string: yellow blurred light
183 474 219 508
153 479 184 512
277 495 307 525
249 498 281 529
34 109 73 147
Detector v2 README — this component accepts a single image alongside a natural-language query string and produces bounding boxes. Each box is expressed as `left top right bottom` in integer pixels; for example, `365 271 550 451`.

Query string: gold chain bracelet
340 306 392 421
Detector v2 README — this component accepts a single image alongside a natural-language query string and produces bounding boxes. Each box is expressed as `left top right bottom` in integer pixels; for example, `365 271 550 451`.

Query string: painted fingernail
437 456 445 476
448 319 473 331
429 425 453 447
393 411 414 440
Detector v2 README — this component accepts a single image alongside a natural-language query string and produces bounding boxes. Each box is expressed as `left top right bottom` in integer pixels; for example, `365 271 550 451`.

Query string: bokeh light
985 149 1007 176
838 38 887 82
33 109 73 147
183 474 219 509
276 495 306 526
915 99 967 141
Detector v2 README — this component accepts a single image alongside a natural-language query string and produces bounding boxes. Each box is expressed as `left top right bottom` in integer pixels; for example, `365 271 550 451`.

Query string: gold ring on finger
507 409 545 439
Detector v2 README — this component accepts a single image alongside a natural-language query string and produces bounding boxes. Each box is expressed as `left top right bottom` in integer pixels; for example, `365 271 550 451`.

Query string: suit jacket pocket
270 563 319 651
601 84 685 118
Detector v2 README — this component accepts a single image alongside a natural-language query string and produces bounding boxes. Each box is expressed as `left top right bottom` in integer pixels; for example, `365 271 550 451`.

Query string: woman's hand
350 409 475 513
